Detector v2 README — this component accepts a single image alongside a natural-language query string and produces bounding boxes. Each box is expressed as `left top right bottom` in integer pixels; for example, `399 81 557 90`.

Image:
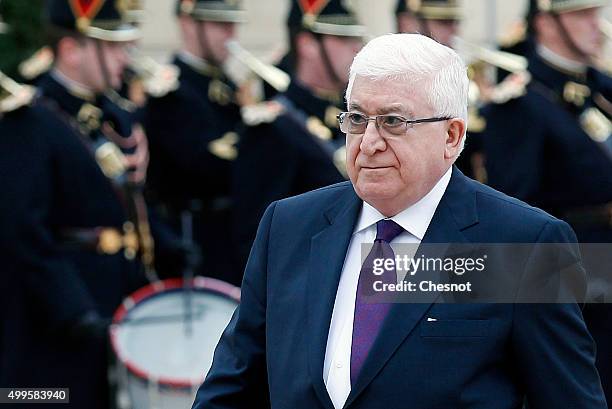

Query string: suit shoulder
469 178 568 231
275 181 354 212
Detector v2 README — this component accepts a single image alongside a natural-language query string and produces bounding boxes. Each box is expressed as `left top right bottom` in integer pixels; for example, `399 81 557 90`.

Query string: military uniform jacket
232 80 346 271
481 53 612 242
0 74 146 409
143 53 243 284
144 53 242 205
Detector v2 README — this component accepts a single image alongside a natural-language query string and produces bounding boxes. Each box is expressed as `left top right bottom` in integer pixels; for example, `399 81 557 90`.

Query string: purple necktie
350 219 404 385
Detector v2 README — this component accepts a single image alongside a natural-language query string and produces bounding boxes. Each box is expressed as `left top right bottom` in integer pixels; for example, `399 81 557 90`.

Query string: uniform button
336 362 343 369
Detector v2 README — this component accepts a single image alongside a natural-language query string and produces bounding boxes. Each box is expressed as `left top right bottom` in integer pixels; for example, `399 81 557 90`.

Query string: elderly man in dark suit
192 33 606 409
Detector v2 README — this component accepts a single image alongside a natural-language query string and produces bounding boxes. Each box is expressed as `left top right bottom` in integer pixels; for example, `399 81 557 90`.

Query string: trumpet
226 40 290 93
454 36 528 74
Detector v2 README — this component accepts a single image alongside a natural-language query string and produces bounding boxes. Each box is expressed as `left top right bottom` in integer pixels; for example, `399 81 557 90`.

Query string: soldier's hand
123 124 149 184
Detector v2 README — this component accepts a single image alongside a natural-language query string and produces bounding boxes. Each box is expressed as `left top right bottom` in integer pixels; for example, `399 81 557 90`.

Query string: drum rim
110 277 241 388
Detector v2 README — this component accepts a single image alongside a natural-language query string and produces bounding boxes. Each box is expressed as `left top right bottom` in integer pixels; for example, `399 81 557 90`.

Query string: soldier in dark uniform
231 0 363 271
0 1 151 407
394 0 490 181
480 0 612 399
143 0 246 286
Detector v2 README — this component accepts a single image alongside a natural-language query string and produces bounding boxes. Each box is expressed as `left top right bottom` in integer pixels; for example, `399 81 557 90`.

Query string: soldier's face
558 7 603 59
427 20 459 48
345 76 458 217
198 21 236 62
397 13 420 34
79 39 129 91
322 35 363 85
396 15 459 48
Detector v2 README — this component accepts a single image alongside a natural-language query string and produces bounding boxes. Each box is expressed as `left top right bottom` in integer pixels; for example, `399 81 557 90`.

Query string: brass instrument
226 40 290 93
454 36 528 74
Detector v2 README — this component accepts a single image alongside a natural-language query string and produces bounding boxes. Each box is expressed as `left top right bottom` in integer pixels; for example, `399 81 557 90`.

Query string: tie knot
375 219 404 243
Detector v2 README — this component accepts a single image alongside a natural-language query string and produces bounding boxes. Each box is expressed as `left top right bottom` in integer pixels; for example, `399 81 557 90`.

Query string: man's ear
295 31 318 60
444 118 466 159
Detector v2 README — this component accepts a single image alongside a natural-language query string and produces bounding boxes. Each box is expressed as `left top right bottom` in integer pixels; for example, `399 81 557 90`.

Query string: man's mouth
361 166 392 170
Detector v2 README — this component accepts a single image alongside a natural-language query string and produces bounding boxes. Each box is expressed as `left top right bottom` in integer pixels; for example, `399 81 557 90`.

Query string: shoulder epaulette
142 63 180 98
241 101 284 126
489 71 531 104
0 73 36 114
18 47 54 82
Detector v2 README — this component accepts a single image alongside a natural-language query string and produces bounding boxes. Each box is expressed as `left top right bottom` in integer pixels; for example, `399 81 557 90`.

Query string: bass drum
110 277 240 409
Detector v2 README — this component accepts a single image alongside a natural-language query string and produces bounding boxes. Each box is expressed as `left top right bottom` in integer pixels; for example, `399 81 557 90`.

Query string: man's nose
359 121 386 155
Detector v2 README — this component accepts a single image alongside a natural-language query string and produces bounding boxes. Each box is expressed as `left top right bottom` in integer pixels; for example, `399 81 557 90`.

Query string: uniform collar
50 69 96 102
353 166 453 240
177 51 224 78
40 71 102 122
285 80 343 127
40 72 133 137
530 50 584 88
536 45 587 76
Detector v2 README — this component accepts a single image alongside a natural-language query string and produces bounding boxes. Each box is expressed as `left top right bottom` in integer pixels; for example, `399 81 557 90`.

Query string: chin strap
551 13 593 65
313 33 344 91
94 39 113 91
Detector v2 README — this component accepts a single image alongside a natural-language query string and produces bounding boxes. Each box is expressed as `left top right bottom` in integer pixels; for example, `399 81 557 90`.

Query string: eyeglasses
337 112 452 136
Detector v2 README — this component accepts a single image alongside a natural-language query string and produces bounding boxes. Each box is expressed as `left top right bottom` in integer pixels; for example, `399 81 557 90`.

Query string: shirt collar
353 167 452 240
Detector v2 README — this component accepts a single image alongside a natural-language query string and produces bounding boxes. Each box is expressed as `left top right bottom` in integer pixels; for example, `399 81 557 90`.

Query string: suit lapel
344 167 479 407
307 185 362 409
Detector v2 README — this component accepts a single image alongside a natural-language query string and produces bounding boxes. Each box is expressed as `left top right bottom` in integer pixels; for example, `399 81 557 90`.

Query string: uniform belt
59 222 140 259
562 203 612 229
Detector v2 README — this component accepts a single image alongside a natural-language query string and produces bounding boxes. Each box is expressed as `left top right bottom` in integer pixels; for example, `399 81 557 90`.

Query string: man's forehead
349 78 424 114
351 75 425 96
348 101 414 115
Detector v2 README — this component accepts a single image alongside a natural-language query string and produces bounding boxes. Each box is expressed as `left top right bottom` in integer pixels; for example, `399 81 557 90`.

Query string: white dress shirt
323 167 452 409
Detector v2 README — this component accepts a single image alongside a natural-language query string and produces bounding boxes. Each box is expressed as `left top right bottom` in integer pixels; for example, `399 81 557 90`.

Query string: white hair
345 33 469 145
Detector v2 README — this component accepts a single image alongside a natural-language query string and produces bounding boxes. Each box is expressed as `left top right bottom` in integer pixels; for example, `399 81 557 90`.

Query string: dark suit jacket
192 167 606 409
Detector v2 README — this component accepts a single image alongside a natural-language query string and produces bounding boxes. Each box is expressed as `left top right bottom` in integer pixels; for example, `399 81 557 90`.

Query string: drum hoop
110 277 241 388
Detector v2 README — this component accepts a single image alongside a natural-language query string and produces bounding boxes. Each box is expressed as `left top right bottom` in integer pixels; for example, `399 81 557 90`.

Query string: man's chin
355 182 398 203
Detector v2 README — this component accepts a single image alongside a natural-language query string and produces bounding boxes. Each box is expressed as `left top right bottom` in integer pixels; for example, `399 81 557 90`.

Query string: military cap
396 0 463 20
535 0 608 13
124 0 145 24
176 0 246 23
287 0 366 37
46 0 141 42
